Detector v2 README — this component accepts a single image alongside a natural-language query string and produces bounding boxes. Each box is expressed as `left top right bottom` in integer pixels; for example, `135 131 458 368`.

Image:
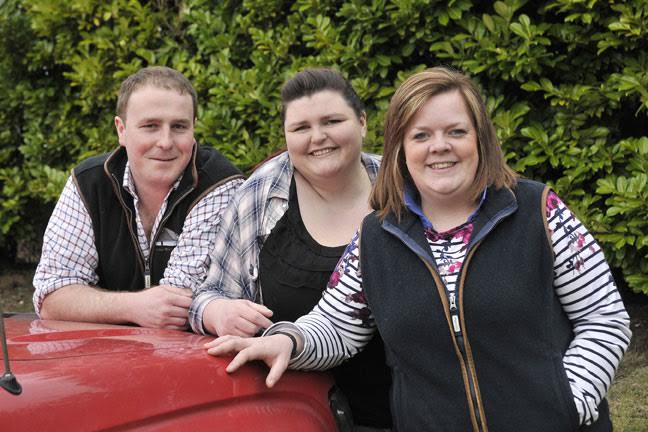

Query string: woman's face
403 90 479 208
284 90 366 182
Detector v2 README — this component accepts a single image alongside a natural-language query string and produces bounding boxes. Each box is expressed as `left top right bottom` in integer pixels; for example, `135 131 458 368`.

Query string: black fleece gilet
73 145 243 292
360 179 611 431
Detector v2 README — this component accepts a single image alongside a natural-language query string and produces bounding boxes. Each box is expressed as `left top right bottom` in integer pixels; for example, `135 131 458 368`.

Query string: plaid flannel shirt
189 151 381 334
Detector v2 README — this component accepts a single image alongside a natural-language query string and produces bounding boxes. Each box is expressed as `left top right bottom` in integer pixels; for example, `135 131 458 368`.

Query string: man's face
114 86 195 194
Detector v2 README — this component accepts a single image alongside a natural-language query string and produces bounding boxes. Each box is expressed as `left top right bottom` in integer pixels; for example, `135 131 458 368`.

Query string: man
33 66 244 330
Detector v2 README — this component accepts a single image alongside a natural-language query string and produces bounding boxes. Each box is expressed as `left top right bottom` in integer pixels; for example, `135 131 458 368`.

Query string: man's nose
157 127 174 149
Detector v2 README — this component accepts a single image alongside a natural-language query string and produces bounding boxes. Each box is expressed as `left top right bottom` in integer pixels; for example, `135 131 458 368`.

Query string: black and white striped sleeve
264 231 377 371
548 192 632 425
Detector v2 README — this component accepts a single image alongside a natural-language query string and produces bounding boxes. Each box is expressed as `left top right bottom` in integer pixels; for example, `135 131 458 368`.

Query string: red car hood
0 314 337 431
4 313 213 360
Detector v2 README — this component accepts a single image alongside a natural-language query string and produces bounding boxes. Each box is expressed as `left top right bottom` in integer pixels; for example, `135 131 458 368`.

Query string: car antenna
0 310 22 395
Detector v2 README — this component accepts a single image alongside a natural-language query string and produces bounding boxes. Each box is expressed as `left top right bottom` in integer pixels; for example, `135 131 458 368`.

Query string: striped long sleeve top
266 190 631 426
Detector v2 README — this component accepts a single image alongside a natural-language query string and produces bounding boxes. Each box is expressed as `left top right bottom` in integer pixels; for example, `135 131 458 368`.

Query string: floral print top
266 189 631 426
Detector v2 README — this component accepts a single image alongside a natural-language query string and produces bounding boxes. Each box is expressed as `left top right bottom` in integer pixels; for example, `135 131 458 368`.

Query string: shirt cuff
189 291 230 335
262 321 308 364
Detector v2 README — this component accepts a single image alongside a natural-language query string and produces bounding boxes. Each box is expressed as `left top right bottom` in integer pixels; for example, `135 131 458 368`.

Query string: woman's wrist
262 321 306 360
273 331 298 358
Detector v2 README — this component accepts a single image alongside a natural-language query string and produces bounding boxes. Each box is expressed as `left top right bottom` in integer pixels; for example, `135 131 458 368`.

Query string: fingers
161 315 189 329
266 355 289 388
249 302 273 318
233 317 268 337
164 304 190 318
170 295 192 309
205 335 253 355
239 302 274 331
160 285 193 298
161 286 192 308
204 335 291 388
206 299 275 337
164 323 189 331
226 349 253 373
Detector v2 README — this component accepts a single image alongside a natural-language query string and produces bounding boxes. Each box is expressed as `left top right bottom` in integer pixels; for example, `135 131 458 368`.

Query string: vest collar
102 144 199 201
381 183 519 259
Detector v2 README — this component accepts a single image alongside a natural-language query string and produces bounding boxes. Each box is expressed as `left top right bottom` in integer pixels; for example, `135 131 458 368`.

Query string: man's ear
115 116 126 147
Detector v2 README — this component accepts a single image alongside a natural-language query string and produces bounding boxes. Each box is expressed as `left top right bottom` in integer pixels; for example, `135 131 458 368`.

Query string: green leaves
0 0 646 294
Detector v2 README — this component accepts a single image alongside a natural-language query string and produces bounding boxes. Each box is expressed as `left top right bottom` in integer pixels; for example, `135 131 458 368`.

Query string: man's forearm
39 284 138 324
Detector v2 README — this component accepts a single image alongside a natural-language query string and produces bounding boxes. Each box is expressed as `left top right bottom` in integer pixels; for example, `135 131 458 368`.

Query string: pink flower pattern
424 223 473 280
546 191 590 274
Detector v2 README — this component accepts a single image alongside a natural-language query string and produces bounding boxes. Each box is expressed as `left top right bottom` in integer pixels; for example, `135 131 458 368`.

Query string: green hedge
1 0 646 295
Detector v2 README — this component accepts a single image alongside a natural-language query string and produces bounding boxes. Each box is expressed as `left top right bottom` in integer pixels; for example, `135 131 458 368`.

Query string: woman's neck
294 160 372 247
295 160 370 205
422 197 478 233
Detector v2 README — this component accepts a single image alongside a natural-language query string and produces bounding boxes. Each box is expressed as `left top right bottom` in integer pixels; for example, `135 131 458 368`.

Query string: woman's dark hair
280 68 364 123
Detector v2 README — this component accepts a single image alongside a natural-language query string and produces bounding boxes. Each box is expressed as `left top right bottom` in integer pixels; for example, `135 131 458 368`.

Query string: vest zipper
421 257 486 432
145 187 195 285
109 173 196 288
448 289 484 431
110 174 147 281
144 262 151 288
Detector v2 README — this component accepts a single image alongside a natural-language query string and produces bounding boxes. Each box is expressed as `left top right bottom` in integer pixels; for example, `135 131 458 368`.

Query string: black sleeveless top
259 178 392 428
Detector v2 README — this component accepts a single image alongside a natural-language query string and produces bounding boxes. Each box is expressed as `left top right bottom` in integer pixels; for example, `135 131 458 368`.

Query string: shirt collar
122 160 182 198
265 151 382 201
403 182 487 231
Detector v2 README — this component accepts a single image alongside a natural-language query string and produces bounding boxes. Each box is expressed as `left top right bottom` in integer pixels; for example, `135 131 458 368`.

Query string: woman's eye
412 132 429 141
326 118 343 125
449 129 467 137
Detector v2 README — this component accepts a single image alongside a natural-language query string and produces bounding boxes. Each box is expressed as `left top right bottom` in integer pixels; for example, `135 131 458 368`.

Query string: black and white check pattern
33 163 243 313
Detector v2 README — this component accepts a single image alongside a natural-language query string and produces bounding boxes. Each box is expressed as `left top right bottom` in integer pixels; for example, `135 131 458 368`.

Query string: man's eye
173 124 188 130
326 119 343 125
292 125 309 132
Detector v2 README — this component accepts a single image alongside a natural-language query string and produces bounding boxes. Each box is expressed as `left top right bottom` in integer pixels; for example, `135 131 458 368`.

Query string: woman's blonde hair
370 66 517 221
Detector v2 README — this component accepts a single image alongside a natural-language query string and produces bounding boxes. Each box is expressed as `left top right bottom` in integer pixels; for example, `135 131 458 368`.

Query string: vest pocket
390 366 405 431
552 353 580 430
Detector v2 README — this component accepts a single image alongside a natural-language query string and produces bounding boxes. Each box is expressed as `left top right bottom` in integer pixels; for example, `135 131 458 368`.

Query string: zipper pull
449 292 457 311
452 315 461 333
144 262 151 288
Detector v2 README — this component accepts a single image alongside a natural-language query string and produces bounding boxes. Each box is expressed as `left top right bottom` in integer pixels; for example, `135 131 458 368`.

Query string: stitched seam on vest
459 242 489 432
190 143 199 188
541 186 554 261
104 155 146 275
71 169 93 234
187 173 245 213
421 259 481 431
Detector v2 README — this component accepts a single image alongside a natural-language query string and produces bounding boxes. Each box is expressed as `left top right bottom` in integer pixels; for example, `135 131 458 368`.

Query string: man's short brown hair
116 66 197 121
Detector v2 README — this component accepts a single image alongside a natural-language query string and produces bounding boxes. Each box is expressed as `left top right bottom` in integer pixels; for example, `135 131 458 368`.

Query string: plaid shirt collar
122 160 182 200
264 151 382 201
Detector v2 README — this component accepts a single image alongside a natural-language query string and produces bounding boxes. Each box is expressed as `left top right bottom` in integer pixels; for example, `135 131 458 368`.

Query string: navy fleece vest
73 145 243 292
360 179 611 431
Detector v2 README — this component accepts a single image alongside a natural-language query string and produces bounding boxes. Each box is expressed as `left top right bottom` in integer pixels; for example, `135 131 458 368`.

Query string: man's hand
130 284 192 330
203 299 273 337
205 334 292 387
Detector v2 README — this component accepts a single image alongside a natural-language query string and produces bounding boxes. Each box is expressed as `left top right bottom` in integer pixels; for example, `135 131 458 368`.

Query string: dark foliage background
0 0 646 294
